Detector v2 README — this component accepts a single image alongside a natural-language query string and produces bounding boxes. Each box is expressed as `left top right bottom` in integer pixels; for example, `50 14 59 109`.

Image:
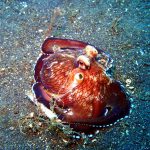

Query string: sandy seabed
0 0 149 149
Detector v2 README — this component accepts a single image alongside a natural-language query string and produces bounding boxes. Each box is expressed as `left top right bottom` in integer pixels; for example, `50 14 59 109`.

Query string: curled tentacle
32 82 51 108
42 38 88 54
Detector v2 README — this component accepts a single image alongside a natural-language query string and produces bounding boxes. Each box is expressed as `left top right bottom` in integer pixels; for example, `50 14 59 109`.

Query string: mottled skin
33 38 130 133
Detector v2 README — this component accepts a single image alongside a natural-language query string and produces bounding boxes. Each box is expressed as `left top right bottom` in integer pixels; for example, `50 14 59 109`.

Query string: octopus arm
64 81 130 127
42 38 104 55
32 82 52 108
42 38 88 53
92 98 106 118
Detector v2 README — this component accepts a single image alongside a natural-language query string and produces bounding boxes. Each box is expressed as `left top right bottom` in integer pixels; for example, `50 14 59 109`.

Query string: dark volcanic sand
0 0 149 149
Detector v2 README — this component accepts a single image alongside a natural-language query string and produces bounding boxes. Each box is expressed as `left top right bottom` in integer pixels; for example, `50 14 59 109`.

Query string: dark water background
0 0 149 149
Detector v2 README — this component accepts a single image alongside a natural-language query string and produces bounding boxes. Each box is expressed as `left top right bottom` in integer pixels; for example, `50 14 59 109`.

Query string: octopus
32 38 130 135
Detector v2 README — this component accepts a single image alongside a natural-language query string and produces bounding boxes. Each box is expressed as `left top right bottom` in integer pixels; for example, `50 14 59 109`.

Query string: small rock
128 86 134 90
29 123 33 128
62 139 68 143
126 79 131 85
29 112 34 118
38 29 43 33
38 122 42 126
125 130 129 135
92 139 97 142
9 126 15 130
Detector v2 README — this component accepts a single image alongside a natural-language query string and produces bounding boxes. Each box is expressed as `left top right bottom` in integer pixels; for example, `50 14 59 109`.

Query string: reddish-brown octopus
32 38 130 135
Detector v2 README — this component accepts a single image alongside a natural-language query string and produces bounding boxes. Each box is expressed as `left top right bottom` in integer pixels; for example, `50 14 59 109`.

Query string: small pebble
92 139 97 142
126 79 131 85
20 2 28 8
125 130 129 135
38 29 43 33
128 86 134 90
29 112 34 118
88 134 93 138
29 123 33 128
38 122 42 126
9 126 15 130
62 139 68 143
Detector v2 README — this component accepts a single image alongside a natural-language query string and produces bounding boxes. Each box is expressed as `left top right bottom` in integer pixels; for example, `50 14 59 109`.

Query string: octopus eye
79 73 83 79
74 73 84 82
